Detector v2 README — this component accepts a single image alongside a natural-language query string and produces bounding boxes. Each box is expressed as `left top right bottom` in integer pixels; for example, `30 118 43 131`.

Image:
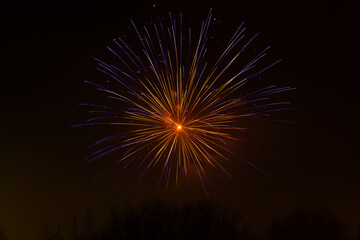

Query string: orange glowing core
177 125 182 130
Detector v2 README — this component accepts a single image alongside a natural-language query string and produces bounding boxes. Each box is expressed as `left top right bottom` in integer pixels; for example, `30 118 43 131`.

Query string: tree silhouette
355 225 360 240
39 203 354 240
265 208 348 240
179 201 245 240
0 225 6 240
40 224 64 240
41 200 251 240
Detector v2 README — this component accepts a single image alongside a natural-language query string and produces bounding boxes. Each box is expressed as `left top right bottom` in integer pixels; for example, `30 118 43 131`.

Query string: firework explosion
75 10 293 192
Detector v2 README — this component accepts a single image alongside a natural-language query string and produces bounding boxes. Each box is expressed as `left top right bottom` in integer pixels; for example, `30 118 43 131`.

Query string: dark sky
2 0 359 239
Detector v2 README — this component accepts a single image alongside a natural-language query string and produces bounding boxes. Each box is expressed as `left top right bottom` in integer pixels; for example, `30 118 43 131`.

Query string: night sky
2 0 359 239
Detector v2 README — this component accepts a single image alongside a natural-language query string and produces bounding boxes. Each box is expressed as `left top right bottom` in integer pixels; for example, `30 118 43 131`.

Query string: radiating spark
74 9 294 193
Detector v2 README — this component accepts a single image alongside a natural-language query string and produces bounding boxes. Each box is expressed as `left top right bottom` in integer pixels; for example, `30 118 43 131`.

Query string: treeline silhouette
34 200 360 240
0 225 6 240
